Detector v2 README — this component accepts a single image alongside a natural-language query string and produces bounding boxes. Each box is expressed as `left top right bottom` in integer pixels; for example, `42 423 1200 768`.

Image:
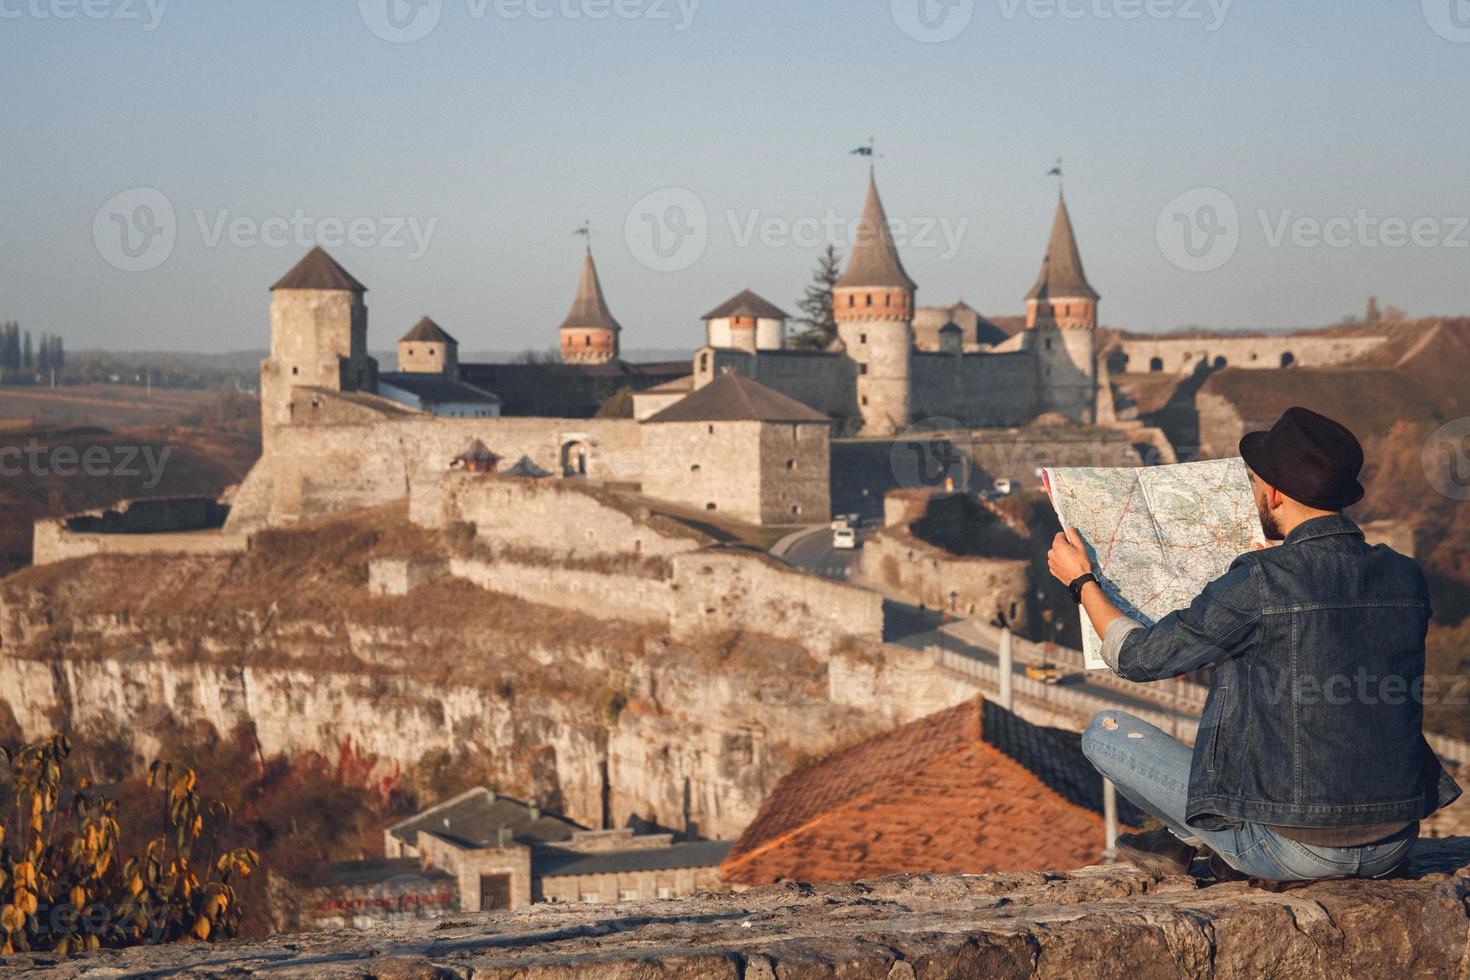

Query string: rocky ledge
8 839 1470 979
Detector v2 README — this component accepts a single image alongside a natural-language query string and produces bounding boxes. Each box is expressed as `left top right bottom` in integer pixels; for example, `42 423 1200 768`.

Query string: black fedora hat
1239 407 1364 510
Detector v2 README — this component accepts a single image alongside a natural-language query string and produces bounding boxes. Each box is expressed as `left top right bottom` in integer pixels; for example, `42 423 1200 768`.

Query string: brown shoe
1115 827 1197 876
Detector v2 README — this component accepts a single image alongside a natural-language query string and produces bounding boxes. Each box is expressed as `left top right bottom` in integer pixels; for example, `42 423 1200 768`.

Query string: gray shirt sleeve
1101 617 1144 673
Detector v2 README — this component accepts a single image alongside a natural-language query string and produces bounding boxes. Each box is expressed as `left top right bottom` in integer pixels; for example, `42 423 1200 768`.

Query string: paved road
780 525 864 581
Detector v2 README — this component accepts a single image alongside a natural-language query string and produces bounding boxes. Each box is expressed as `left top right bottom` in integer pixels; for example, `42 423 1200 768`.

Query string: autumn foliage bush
0 735 258 955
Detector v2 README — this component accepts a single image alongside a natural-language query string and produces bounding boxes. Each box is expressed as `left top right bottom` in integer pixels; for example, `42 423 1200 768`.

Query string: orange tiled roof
722 697 1122 886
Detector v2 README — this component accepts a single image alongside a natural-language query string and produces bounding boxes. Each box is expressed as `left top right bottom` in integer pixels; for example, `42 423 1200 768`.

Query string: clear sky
5 0 1470 353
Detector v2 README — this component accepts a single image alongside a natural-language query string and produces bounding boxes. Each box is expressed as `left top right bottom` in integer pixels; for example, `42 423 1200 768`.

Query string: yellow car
1024 662 1064 685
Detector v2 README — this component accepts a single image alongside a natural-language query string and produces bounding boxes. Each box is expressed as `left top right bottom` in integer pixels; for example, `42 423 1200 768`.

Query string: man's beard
1257 494 1285 541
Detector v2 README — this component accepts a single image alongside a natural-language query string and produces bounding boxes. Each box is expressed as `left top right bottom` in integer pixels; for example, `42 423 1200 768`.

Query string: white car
993 478 1014 496
832 527 858 550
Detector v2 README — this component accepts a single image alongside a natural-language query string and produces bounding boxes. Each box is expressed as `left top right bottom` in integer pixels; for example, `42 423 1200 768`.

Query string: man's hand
1048 527 1093 586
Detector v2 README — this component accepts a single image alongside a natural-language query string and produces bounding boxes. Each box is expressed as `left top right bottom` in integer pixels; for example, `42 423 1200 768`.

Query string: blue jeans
1081 710 1417 881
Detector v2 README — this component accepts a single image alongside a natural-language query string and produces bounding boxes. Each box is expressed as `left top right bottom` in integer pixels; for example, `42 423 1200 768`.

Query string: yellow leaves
129 874 144 898
12 863 36 890
191 814 203 839
69 885 86 910
0 905 23 933
13 889 37 916
201 892 225 920
191 917 210 941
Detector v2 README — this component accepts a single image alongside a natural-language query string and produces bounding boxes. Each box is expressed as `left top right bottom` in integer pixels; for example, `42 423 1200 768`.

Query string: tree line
0 322 65 384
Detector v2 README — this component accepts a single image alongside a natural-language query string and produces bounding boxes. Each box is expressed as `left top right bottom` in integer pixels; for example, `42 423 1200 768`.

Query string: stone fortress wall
1111 333 1385 375
409 472 883 655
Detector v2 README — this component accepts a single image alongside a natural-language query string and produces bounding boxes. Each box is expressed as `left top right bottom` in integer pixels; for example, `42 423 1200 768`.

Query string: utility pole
1103 779 1118 862
998 626 1014 711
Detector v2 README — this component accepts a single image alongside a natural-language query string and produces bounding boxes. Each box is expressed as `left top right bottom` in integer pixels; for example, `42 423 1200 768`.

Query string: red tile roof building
721 697 1134 886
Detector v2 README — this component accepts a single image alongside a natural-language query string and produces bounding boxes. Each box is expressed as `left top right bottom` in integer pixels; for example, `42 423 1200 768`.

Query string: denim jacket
1102 514 1462 831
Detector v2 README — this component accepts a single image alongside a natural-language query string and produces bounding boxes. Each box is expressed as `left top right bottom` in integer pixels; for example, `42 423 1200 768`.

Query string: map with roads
1044 457 1265 669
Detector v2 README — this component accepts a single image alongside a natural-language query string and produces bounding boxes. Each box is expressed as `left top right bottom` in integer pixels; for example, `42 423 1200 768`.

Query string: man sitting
1047 407 1460 882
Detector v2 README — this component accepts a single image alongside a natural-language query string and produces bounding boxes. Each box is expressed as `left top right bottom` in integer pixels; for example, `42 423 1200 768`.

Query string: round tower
702 289 790 354
261 246 375 450
833 175 916 436
1025 194 1100 423
559 248 622 364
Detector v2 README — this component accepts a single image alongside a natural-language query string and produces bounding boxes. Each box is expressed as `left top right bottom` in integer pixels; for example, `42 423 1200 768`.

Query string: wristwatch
1067 573 1097 604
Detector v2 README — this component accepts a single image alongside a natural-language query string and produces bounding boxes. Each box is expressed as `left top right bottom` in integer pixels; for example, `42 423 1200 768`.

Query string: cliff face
18 839 1470 978
0 503 948 841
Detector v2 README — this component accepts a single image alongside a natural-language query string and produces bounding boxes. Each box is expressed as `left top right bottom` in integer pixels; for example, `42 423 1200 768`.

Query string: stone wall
1114 333 1385 375
537 864 724 904
694 347 859 428
860 531 1029 622
640 420 767 525
225 405 646 532
44 840 1470 978
669 551 885 654
757 422 832 525
33 508 246 567
910 350 1038 428
416 472 706 559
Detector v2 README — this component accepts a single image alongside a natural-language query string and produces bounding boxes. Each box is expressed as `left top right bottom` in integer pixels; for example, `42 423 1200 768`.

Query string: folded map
1042 457 1265 670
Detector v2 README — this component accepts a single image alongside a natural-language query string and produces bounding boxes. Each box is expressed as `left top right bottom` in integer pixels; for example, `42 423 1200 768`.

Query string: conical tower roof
271 246 367 293
1026 196 1098 302
558 249 622 334
400 316 456 345
835 177 917 292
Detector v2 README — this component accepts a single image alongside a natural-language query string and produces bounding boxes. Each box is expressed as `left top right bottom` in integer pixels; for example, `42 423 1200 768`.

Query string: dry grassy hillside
0 385 260 575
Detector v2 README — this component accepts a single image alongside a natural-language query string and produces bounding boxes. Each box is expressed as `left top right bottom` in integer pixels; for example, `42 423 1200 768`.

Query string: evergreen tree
53 335 65 375
791 244 843 350
22 330 33 373
37 333 51 378
0 323 19 379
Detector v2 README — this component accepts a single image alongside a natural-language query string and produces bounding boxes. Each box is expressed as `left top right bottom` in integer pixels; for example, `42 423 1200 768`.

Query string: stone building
382 788 729 912
641 372 832 525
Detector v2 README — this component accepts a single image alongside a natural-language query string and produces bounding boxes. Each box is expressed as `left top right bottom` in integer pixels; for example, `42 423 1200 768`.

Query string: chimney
528 801 541 822
497 827 510 849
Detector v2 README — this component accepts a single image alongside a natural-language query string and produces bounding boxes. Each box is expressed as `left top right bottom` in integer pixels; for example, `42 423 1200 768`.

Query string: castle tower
1025 195 1099 422
833 175 916 436
558 248 622 365
397 317 458 375
702 289 789 353
260 246 376 450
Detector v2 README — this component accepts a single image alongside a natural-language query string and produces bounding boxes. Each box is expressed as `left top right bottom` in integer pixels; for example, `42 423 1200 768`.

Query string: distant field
0 384 260 576
0 384 241 428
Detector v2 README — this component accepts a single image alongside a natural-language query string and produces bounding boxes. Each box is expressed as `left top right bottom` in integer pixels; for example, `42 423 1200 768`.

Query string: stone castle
352 174 1115 437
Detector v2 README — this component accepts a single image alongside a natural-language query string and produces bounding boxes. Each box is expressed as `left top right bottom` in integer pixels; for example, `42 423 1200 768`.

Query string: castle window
291 366 299 376
708 424 714 434
859 363 868 375
861 395 869 406
859 334 867 344
699 352 709 371
790 503 801 515
1150 357 1165 372
706 503 717 511
848 295 855 308
691 464 701 474
865 294 873 308
786 459 795 471
584 336 591 347
884 294 891 308
408 348 415 355
1045 339 1053 350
